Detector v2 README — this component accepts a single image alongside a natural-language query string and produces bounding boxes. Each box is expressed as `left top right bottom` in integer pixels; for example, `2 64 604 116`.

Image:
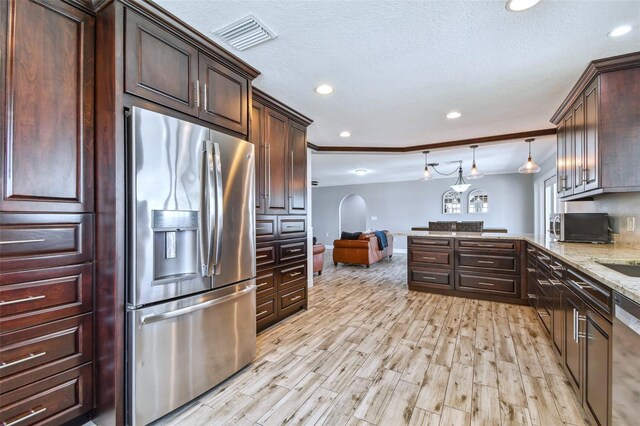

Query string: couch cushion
341 231 362 240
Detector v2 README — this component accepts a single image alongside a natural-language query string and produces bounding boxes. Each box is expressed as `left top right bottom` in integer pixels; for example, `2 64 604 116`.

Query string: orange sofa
333 231 394 268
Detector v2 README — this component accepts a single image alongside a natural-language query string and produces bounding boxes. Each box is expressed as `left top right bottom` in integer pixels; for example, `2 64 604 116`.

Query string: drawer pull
527 248 536 253
288 248 302 253
549 279 562 287
527 293 537 299
3 407 47 426
537 279 550 287
0 238 45 246
0 351 47 370
257 310 268 317
477 281 496 286
257 281 269 288
256 254 268 259
0 295 46 307
568 279 592 291
421 257 436 260
256 227 270 231
538 311 550 317
421 276 437 280
289 272 302 277
290 295 303 302
527 268 536 273
284 225 300 229
537 255 550 262
550 264 563 271
477 260 494 264
476 244 496 248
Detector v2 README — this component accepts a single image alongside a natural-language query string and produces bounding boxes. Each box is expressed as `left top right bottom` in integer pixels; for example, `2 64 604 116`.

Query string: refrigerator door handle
139 284 256 325
200 141 216 276
211 142 224 274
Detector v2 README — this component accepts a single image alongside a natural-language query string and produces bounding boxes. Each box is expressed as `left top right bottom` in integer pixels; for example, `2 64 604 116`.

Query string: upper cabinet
251 89 312 215
1 0 95 213
551 52 640 200
124 9 251 136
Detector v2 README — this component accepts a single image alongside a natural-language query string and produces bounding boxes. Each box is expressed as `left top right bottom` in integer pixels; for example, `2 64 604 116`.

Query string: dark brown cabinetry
263 107 289 213
1 1 95 424
288 121 308 214
124 9 250 135
1 0 94 213
408 237 524 302
551 52 640 200
255 216 308 332
526 242 612 426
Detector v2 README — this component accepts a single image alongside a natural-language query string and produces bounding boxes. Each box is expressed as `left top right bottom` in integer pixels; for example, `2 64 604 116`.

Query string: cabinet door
583 306 611 426
556 121 566 196
561 112 575 197
563 288 583 398
198 53 248 135
572 95 585 193
264 108 289 214
583 78 599 192
250 101 265 214
124 9 199 116
1 0 94 213
288 121 307 214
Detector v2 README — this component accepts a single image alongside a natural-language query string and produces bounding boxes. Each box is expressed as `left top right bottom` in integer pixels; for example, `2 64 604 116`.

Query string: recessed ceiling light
315 84 334 95
354 169 367 176
339 131 351 138
505 0 541 12
608 25 632 37
446 111 462 119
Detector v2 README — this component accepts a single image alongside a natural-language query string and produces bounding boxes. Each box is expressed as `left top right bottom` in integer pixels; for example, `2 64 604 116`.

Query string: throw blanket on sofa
374 230 388 250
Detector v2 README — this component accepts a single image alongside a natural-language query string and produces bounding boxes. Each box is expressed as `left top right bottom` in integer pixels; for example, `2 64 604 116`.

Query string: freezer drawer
127 281 256 426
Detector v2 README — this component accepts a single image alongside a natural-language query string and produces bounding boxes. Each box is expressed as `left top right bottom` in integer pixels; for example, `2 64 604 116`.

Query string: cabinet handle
284 225 299 229
257 310 268 317
0 352 47 370
0 295 45 307
550 264 563 271
477 260 494 264
549 279 563 287
526 248 536 253
573 308 578 343
288 248 302 253
582 168 589 183
421 276 437 281
476 244 496 247
527 293 537 299
202 83 208 111
537 279 550 287
290 295 303 302
0 238 45 245
538 310 550 317
477 281 496 286
256 254 268 259
568 279 591 291
290 150 294 201
194 80 200 108
289 272 302 277
527 268 536 273
536 255 550 262
561 175 568 190
256 227 270 231
257 281 269 288
3 407 47 426
266 144 271 199
421 256 436 260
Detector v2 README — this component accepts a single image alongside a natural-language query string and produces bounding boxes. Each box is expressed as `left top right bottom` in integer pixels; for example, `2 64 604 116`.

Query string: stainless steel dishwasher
612 291 640 425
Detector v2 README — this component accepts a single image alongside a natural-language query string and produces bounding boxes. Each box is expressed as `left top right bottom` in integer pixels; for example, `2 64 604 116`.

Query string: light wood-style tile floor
157 252 589 426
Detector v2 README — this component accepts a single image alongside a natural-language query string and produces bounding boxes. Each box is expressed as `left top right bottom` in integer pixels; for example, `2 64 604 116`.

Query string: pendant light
422 151 432 180
518 138 541 174
450 162 471 193
466 145 484 180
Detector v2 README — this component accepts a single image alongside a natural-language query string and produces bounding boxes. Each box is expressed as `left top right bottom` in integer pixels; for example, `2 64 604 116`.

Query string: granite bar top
396 231 640 304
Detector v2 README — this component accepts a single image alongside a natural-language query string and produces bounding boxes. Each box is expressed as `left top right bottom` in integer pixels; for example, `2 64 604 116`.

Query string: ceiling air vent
213 14 277 51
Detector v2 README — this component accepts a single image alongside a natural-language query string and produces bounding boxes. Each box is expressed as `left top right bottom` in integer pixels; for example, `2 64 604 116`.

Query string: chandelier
422 151 472 193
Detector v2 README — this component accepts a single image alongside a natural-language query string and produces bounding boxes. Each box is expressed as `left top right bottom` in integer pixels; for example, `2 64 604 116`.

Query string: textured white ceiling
156 0 639 149
310 136 557 186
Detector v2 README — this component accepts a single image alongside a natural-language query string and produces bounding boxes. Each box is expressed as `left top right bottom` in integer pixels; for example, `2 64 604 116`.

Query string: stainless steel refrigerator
125 107 256 426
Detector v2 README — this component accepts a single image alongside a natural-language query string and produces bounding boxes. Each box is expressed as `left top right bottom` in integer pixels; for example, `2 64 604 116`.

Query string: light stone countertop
395 231 640 304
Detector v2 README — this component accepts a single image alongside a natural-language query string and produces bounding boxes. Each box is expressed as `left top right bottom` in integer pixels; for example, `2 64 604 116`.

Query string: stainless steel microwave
550 213 609 243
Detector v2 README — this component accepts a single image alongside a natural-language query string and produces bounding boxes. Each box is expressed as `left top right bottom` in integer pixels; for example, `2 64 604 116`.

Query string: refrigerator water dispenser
152 210 199 283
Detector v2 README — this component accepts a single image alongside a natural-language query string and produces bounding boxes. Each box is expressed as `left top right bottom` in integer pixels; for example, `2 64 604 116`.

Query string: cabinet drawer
408 267 452 290
0 363 92 426
0 264 93 333
256 242 277 270
409 249 452 267
457 253 519 274
255 269 276 300
0 313 92 394
409 237 453 248
278 239 307 264
565 267 612 318
279 286 306 313
277 216 306 240
256 294 277 324
455 272 518 296
0 214 93 273
279 261 307 291
256 216 277 242
456 239 519 253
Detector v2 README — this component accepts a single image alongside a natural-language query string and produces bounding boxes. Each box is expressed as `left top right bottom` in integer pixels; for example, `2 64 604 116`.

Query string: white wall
312 173 535 250
340 194 367 233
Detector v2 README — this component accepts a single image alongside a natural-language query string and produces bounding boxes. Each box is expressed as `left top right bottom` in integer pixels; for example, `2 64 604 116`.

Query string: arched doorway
339 194 367 234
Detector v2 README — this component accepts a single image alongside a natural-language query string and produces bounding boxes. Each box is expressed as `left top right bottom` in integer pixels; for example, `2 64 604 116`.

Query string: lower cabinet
528 243 612 426
255 214 308 333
